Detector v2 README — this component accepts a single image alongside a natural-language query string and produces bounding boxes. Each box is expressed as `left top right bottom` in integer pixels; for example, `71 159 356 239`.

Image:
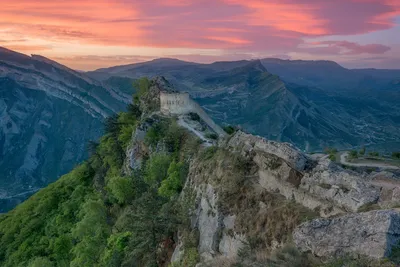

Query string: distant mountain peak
262 58 345 69
230 59 268 74
150 58 191 64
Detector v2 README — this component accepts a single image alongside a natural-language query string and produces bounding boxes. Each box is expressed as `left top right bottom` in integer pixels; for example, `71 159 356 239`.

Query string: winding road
340 152 399 170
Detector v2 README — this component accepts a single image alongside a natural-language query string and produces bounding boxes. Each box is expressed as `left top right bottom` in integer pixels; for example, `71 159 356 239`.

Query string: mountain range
0 47 130 211
88 57 400 152
1 46 399 211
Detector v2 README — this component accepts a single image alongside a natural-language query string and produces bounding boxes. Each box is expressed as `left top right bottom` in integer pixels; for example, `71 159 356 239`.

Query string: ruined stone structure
160 91 226 136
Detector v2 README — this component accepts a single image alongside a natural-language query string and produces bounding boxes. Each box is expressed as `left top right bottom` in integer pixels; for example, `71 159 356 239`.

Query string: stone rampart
160 91 225 136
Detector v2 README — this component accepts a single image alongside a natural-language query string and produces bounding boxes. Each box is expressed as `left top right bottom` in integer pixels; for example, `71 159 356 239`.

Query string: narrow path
340 152 399 170
177 117 213 147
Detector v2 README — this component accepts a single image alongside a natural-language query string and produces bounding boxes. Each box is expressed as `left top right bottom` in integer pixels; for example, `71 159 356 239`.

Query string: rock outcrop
226 131 381 216
293 209 400 259
191 184 246 261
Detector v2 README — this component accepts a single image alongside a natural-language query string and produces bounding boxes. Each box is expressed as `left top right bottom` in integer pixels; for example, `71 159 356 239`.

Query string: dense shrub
223 125 236 135
107 176 134 204
205 133 218 140
158 161 187 198
392 152 400 159
349 150 358 159
368 151 380 157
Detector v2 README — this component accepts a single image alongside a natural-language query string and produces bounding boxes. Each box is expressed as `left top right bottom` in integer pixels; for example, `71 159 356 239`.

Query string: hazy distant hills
88 57 400 152
0 47 130 211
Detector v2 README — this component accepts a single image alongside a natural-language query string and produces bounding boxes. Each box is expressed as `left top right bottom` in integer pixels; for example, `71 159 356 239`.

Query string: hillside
0 47 131 212
88 58 400 152
1 77 400 266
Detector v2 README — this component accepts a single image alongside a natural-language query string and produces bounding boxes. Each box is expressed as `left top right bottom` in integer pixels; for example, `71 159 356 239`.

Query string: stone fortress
160 91 226 136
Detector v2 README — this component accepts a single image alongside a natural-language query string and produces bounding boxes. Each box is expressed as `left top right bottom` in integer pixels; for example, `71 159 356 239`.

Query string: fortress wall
160 91 226 136
187 98 226 136
160 92 192 115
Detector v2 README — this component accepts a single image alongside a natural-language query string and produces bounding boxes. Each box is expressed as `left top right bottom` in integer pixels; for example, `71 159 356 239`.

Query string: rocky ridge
120 78 400 265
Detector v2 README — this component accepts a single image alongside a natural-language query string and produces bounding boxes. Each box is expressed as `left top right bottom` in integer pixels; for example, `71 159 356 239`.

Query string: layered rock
293 209 400 259
227 131 380 216
0 47 129 212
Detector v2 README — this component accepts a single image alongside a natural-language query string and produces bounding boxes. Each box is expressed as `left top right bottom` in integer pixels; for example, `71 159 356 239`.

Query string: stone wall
160 91 226 136
160 92 192 115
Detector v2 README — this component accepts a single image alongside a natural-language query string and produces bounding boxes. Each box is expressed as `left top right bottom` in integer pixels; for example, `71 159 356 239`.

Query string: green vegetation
324 147 337 162
349 150 359 159
359 146 366 156
205 132 218 140
134 77 150 98
328 154 336 161
158 161 188 198
368 151 380 157
133 77 151 104
392 152 400 159
223 125 236 135
0 85 196 267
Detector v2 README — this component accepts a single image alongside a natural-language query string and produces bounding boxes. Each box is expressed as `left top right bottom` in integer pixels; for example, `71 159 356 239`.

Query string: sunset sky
1 0 400 70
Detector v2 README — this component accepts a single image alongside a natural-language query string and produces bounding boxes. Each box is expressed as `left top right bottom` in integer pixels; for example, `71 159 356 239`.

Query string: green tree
158 161 186 198
392 152 400 159
223 125 236 135
123 191 178 267
349 150 358 159
328 154 336 161
164 120 185 154
28 257 54 267
71 199 110 267
145 154 171 186
107 176 134 204
133 77 150 98
127 103 142 119
101 232 132 267
104 114 120 136
368 151 380 157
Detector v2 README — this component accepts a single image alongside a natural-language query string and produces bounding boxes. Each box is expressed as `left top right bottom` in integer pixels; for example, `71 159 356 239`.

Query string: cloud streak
0 0 399 69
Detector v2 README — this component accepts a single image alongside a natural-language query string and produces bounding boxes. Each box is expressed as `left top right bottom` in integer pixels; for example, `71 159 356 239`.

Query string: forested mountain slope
0 47 130 212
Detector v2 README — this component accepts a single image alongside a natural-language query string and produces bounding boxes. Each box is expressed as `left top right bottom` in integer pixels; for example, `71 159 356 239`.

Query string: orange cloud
205 36 252 45
0 0 399 70
0 1 145 45
223 0 328 35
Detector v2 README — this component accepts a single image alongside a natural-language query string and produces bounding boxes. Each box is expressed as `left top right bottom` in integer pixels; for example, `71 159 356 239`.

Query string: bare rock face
300 158 380 212
227 131 309 171
293 209 400 259
188 183 246 262
227 131 381 216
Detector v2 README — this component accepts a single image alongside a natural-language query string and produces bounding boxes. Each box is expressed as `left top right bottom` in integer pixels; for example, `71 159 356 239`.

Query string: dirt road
340 152 399 170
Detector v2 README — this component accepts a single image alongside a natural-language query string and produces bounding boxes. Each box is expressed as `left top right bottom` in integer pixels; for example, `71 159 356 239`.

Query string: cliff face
165 129 400 266
0 47 130 211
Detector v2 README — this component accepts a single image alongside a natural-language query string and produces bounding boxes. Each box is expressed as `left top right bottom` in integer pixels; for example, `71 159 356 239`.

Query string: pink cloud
316 41 391 55
1 0 399 69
